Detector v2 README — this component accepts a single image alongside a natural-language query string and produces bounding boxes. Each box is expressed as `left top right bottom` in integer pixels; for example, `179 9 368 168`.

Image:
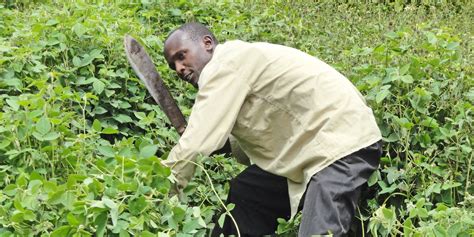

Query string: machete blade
124 35 186 134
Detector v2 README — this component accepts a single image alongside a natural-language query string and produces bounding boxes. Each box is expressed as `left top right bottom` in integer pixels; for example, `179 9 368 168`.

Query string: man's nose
176 63 186 76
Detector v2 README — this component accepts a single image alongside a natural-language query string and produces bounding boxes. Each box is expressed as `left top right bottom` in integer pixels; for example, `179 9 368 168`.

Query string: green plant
0 1 472 236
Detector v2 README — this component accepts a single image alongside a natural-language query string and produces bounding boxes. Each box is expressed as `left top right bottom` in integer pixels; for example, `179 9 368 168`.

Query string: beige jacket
163 40 382 217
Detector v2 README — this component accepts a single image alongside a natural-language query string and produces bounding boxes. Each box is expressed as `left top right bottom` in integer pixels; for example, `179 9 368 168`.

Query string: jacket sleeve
229 134 251 166
162 63 251 191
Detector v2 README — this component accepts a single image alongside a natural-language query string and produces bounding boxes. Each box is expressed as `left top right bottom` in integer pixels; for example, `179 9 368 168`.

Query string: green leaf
376 86 391 104
119 230 130 237
3 184 17 196
192 206 201 217
105 89 115 97
461 144 472 154
0 139 11 149
425 183 441 196
441 181 461 190
102 197 119 228
139 145 158 158
103 197 117 209
447 222 462 236
27 180 42 193
169 8 182 16
92 119 102 132
98 145 115 157
76 77 96 85
95 212 108 237
385 31 397 39
11 212 24 223
420 117 439 128
62 191 76 210
134 112 146 120
398 117 414 129
6 98 19 111
32 132 44 141
33 131 60 141
45 19 59 26
3 77 23 90
197 217 206 228
112 220 129 234
399 63 410 75
73 56 82 67
129 197 147 215
141 231 156 237
102 127 118 134
378 181 397 195
400 75 414 84
385 167 401 184
445 42 459 51
36 116 51 135
47 38 60 46
403 218 414 236
226 203 235 211
182 219 201 233
114 114 133 124
415 198 425 208
436 203 448 212
16 174 28 188
410 199 429 219
367 170 378 187
434 225 448 237
425 31 437 45
93 80 105 95
172 206 186 223
119 101 131 109
176 234 193 237
67 212 81 226
93 106 108 115
382 207 395 220
80 49 103 67
42 132 60 141
73 23 86 37
23 210 36 221
218 213 226 228
51 226 72 237
14 197 24 211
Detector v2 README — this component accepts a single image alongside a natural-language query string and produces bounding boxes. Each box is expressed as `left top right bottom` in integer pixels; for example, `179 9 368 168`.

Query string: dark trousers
211 141 382 237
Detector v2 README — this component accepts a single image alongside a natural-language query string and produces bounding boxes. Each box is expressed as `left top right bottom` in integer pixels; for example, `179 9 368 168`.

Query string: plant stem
177 159 241 237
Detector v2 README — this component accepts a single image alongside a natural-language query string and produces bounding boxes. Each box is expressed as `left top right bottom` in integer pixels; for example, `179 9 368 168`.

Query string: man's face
164 30 214 88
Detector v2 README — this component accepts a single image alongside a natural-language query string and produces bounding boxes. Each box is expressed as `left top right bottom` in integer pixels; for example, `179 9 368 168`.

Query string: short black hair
166 22 218 44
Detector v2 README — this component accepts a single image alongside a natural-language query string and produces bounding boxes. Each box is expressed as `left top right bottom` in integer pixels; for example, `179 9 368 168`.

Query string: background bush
0 1 472 236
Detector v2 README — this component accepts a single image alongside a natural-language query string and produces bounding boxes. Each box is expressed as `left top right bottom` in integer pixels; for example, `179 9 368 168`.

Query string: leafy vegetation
0 1 472 236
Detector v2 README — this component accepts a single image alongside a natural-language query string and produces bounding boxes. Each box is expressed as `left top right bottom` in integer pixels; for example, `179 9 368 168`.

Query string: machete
124 35 187 135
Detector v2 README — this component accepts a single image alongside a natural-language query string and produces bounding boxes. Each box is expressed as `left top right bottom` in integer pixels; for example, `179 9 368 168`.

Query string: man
162 22 382 236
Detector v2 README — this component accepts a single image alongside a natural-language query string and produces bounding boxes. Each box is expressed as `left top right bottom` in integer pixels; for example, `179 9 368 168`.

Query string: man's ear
202 35 214 51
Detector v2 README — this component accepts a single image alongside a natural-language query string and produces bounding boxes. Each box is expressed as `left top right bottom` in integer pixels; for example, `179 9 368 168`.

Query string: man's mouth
184 72 193 82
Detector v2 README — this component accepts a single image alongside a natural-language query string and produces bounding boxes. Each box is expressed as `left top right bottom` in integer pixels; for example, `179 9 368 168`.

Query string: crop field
0 1 473 236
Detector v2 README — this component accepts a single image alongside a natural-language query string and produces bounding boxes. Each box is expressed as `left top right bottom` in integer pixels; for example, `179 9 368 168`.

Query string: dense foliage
0 1 472 236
